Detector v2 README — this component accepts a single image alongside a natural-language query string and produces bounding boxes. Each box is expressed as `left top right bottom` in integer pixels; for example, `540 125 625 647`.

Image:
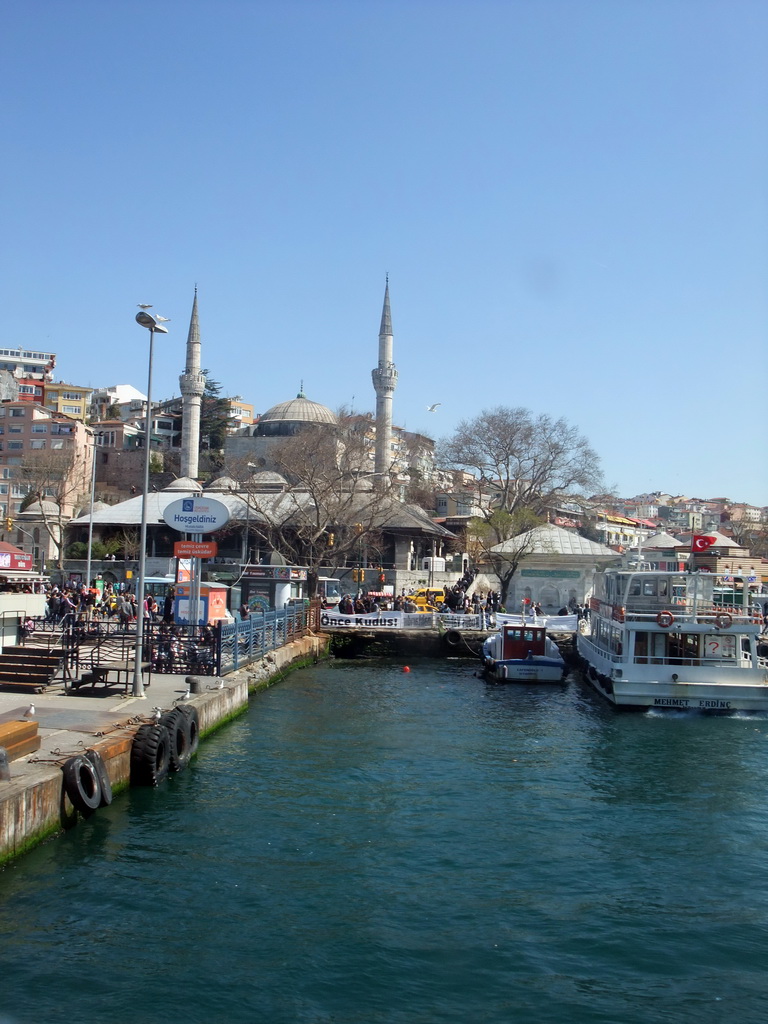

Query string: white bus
317 577 342 607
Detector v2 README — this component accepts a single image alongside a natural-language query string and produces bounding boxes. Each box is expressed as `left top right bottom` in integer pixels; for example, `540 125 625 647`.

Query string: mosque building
225 386 338 467
70 281 453 586
223 279 433 487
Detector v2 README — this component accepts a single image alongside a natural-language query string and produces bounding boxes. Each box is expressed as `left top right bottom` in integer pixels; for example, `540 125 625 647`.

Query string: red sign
0 551 33 571
174 541 218 558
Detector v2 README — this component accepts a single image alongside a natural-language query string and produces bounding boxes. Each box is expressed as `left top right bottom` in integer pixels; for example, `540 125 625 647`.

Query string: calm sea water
1 660 768 1024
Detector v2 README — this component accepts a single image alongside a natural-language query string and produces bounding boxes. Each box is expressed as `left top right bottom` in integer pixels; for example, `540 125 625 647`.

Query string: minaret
179 287 206 479
371 277 398 481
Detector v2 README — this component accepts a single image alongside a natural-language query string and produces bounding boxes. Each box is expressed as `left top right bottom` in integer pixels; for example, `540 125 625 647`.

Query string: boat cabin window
632 631 670 664
633 630 738 665
629 579 668 597
503 627 542 643
703 634 736 660
666 633 702 664
501 625 546 659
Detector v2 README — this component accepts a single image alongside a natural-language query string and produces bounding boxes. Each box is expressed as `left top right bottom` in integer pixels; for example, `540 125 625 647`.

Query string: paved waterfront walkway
0 670 225 784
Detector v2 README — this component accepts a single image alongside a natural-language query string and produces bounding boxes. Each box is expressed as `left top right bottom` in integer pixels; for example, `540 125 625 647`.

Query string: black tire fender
84 748 113 806
443 629 462 647
130 723 171 787
62 755 102 814
176 704 200 758
160 709 191 773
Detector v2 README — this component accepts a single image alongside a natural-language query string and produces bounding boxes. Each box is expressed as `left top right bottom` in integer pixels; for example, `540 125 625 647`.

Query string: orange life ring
715 612 732 629
656 610 674 628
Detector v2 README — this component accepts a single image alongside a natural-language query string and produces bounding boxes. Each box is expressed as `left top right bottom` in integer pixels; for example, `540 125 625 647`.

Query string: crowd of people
330 583 501 621
39 580 176 627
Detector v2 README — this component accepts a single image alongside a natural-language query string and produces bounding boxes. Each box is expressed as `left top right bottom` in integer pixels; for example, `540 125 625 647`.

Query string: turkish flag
692 535 718 552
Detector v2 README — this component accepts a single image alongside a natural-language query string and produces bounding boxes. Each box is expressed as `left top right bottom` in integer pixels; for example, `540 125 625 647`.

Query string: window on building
31 424 47 433
30 440 46 450
62 405 81 415
8 427 22 434
9 408 24 418
7 442 23 450
51 440 64 449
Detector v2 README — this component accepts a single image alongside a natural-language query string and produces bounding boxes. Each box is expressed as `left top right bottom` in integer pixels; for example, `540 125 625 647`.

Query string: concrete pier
0 633 328 866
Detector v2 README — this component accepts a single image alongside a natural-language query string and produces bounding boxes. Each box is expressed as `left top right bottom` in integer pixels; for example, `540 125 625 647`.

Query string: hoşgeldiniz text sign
173 540 218 558
163 497 230 534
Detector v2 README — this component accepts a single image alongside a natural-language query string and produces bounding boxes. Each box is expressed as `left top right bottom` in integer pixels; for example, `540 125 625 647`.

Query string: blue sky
1 1 766 505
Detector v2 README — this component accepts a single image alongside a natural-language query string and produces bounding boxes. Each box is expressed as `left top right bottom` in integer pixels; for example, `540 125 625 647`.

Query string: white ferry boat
481 624 567 684
577 569 768 711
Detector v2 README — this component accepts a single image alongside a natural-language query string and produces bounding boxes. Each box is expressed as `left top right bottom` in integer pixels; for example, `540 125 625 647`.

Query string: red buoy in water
403 666 411 673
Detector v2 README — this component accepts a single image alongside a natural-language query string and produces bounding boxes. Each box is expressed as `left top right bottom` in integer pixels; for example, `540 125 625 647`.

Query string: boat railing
632 654 754 670
620 603 761 627
581 633 764 671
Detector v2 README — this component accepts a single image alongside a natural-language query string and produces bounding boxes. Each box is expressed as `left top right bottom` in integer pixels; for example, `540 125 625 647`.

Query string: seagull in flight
137 304 153 309
427 403 441 413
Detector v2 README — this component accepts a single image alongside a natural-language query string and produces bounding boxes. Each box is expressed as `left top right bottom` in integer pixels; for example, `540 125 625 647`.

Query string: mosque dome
73 499 111 517
163 477 204 493
19 499 60 517
250 470 288 492
255 387 337 438
205 475 240 492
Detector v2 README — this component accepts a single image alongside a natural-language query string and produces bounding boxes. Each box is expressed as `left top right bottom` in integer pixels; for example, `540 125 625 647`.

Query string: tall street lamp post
84 430 104 597
132 310 169 698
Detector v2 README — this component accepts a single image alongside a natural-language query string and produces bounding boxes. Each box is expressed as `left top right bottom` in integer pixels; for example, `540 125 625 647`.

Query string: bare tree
439 408 601 605
229 424 399 595
115 528 141 560
724 518 768 559
15 449 86 568
438 407 602 516
468 508 543 607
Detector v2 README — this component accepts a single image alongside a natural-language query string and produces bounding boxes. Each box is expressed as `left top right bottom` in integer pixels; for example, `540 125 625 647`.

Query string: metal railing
219 601 320 675
22 601 322 681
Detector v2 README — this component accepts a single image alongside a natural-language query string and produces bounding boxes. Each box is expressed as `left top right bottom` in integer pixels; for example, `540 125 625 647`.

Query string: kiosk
174 581 230 625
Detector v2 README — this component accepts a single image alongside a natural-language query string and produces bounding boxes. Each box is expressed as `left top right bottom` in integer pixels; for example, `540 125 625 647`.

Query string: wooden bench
0 720 41 760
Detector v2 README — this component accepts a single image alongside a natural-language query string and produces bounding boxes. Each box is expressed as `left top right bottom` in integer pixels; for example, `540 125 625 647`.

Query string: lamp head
135 311 169 333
